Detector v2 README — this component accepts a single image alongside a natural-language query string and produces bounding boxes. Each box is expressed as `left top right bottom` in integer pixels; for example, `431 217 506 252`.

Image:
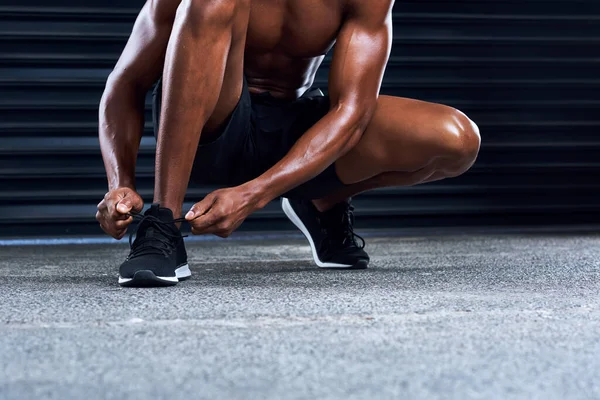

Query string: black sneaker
281 197 369 269
118 204 191 287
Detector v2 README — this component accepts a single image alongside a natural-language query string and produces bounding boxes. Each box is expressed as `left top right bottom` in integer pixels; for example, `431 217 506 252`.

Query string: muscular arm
250 0 393 204
99 0 179 190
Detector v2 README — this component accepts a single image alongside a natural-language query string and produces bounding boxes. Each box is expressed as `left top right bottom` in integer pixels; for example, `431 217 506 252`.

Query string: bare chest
246 0 343 58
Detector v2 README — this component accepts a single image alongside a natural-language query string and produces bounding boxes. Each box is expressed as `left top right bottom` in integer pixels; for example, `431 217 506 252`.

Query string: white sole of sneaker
281 197 354 269
118 273 178 286
175 264 192 280
118 264 191 285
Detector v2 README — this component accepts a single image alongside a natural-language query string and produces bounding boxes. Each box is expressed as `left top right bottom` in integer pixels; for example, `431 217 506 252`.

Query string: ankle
171 210 183 220
166 206 182 219
312 198 350 213
165 208 183 229
152 202 182 218
311 199 331 212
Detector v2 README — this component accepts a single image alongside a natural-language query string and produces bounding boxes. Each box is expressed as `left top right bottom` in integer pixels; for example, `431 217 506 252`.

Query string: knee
439 108 481 177
176 0 238 27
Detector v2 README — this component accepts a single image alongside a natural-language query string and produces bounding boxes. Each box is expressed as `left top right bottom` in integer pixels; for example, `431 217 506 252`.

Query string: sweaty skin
97 0 480 239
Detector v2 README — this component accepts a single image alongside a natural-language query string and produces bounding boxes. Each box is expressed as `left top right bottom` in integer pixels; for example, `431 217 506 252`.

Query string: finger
114 225 126 237
109 209 131 224
186 195 217 221
189 212 222 234
189 214 219 234
99 221 121 239
97 200 108 213
99 223 111 236
191 224 221 236
215 230 231 239
114 217 133 229
110 208 131 221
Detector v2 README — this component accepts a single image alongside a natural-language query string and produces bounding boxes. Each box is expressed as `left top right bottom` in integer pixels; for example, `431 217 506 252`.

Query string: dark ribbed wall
1 0 599 237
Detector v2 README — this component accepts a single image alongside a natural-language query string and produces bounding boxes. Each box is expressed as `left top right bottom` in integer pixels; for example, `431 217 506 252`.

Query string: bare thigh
334 95 480 185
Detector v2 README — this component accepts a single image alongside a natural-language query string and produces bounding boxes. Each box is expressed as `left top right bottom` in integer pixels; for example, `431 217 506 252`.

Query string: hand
185 185 262 237
96 187 144 240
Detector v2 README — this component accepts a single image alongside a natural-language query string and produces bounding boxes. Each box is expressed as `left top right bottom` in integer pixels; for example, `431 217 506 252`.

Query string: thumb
186 195 216 221
116 198 133 215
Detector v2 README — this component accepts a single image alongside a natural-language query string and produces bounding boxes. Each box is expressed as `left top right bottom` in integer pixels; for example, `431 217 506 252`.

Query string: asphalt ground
1 234 599 399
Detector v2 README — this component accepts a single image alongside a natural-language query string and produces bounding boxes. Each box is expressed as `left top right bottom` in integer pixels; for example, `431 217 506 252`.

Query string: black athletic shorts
152 77 345 200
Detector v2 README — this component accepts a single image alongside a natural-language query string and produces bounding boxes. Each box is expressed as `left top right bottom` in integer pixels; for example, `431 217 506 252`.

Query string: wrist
108 177 136 192
242 179 274 210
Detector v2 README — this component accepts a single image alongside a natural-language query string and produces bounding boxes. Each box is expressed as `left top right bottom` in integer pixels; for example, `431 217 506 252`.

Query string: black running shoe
118 204 191 287
281 197 369 269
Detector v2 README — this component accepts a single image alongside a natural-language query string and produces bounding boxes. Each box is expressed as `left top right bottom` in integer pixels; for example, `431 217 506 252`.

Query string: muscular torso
244 0 345 98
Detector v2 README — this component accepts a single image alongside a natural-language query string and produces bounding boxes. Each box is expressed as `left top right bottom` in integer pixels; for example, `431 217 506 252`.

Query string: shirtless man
96 0 480 287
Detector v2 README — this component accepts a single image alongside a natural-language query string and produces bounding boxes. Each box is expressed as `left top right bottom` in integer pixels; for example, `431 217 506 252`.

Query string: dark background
1 0 599 238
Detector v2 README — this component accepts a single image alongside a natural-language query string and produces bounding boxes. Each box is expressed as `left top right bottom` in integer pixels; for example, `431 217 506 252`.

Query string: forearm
247 0 392 206
98 76 146 191
250 106 368 206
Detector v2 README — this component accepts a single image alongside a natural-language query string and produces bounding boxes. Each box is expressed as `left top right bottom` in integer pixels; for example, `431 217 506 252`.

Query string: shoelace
127 212 188 259
319 203 365 253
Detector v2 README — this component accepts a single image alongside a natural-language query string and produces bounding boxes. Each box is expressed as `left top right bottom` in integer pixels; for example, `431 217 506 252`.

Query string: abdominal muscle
244 51 327 99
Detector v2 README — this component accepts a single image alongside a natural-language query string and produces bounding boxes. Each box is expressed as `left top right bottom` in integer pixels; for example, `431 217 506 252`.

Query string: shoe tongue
143 227 157 240
137 204 176 241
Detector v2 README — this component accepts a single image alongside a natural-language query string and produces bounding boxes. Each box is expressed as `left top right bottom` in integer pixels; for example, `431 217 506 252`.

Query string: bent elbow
100 72 143 116
334 101 376 149
336 97 377 127
101 72 126 108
